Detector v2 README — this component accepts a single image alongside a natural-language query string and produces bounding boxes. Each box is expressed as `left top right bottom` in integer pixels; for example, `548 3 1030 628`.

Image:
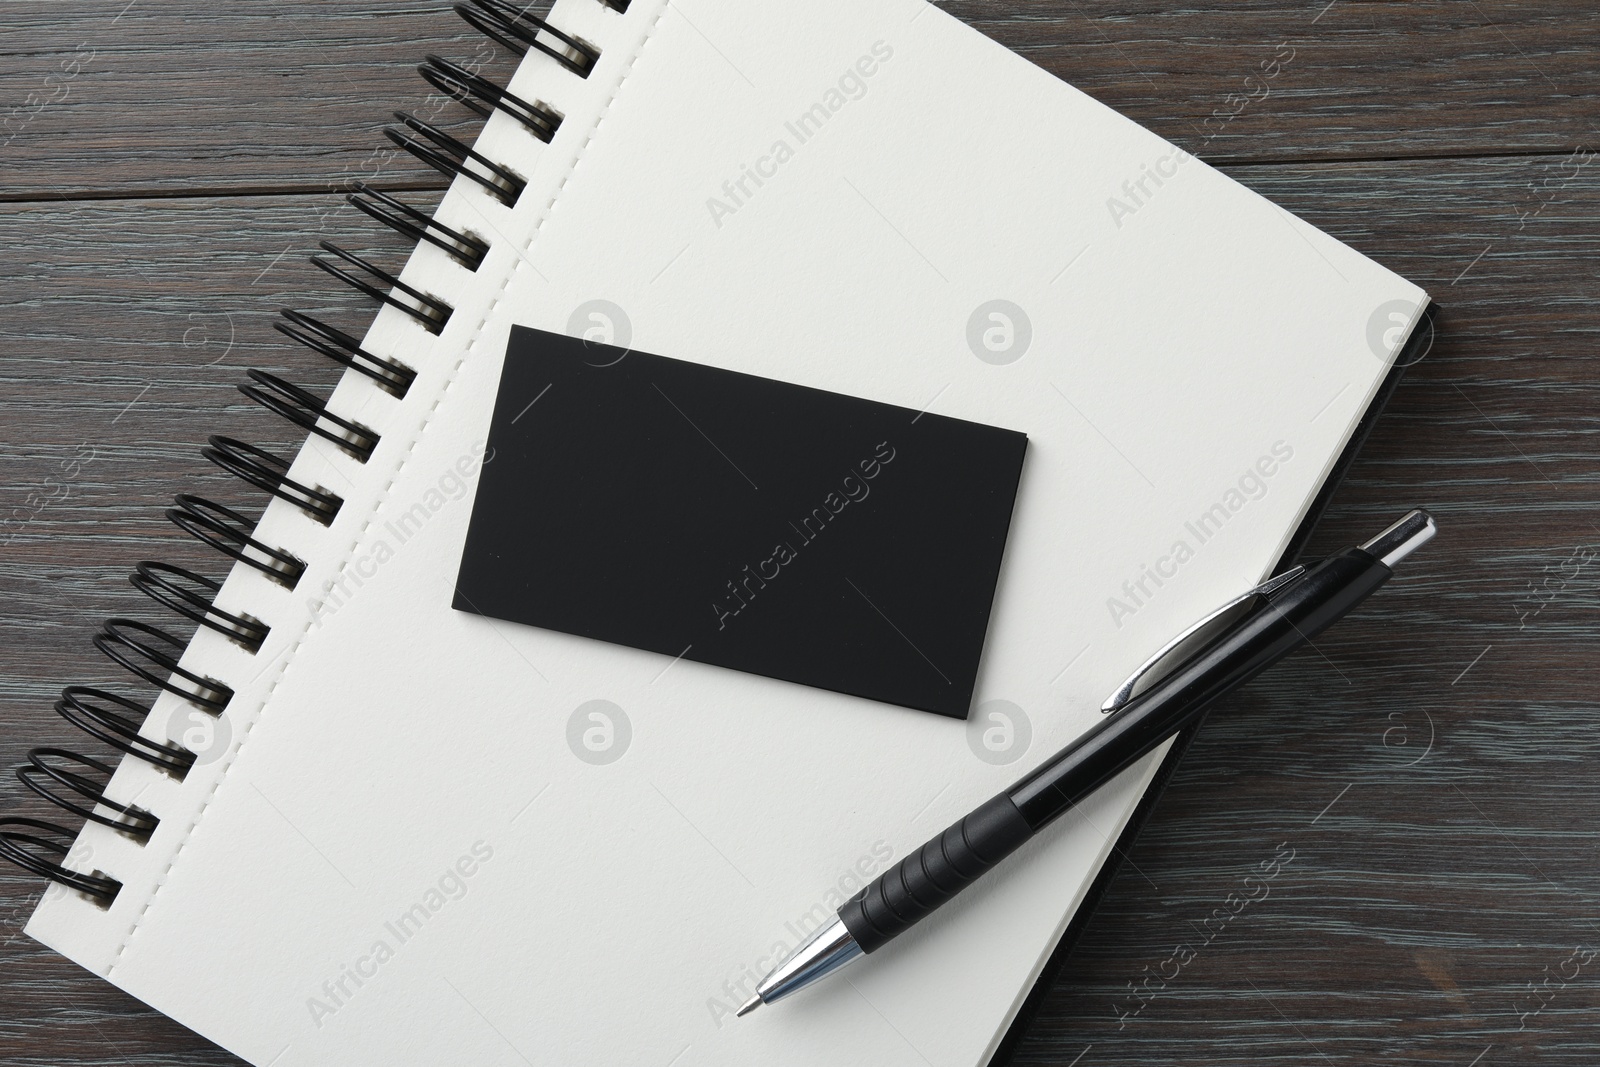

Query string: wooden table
2 2 1596 1064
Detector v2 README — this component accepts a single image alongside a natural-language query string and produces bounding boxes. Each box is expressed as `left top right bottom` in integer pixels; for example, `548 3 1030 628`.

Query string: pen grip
839 794 1032 954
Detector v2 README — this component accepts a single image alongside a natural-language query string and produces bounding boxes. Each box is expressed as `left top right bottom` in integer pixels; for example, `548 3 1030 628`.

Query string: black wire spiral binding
55 688 195 778
93 620 234 717
19 751 160 842
311 241 455 334
132 562 272 653
420 55 564 144
275 309 417 398
455 0 600 76
239 369 383 461
350 181 491 270
168 495 307 589
385 112 528 206
203 435 344 526
0 0 614 910
0 819 122 902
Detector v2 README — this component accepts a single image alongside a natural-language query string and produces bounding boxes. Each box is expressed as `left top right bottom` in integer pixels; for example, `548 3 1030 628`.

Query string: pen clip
1099 565 1306 714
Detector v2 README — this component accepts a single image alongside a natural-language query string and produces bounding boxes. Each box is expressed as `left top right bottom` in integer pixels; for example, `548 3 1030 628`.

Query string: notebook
5 1 1430 1064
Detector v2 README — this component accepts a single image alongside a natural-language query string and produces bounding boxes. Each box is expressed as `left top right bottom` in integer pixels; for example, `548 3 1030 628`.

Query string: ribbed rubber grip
839 794 1032 953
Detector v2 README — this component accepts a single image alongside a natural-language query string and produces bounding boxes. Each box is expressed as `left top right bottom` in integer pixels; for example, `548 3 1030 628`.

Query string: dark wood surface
2 2 1596 1064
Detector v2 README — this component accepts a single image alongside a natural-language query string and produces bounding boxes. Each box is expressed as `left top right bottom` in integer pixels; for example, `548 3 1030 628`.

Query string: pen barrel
1011 548 1392 827
838 794 1032 954
836 549 1394 958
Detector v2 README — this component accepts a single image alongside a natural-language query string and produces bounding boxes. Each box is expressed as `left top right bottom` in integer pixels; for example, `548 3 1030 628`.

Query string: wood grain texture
1 1 1598 1065
2 1 1598 199
0 0 521 200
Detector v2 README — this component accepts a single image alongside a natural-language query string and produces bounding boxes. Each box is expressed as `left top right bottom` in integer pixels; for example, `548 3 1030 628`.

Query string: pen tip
736 994 764 1018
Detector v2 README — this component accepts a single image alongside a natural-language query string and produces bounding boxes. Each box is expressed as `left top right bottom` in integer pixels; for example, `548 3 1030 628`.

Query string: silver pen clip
1100 565 1307 714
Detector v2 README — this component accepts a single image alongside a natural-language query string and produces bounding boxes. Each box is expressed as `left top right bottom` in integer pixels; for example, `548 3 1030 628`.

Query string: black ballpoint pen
736 508 1437 1016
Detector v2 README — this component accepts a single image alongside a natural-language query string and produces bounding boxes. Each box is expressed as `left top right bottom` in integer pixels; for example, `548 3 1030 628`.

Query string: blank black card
453 326 1027 719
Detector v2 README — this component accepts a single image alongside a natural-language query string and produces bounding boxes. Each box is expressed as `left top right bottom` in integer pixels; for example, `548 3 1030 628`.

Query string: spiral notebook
5 1 1429 1064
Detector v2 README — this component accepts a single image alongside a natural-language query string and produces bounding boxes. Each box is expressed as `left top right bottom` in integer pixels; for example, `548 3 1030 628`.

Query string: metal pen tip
736 994 764 1018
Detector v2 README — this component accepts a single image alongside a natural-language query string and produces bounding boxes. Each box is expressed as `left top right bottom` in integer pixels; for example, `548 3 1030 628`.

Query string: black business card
453 326 1027 718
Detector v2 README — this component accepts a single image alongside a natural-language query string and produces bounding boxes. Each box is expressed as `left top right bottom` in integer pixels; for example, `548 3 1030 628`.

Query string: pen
736 509 1437 1016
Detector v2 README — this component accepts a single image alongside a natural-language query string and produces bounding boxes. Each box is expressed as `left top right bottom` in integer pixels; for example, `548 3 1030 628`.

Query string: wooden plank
0 0 522 200
2 1 1599 199
0 148 1597 1061
951 0 1600 164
